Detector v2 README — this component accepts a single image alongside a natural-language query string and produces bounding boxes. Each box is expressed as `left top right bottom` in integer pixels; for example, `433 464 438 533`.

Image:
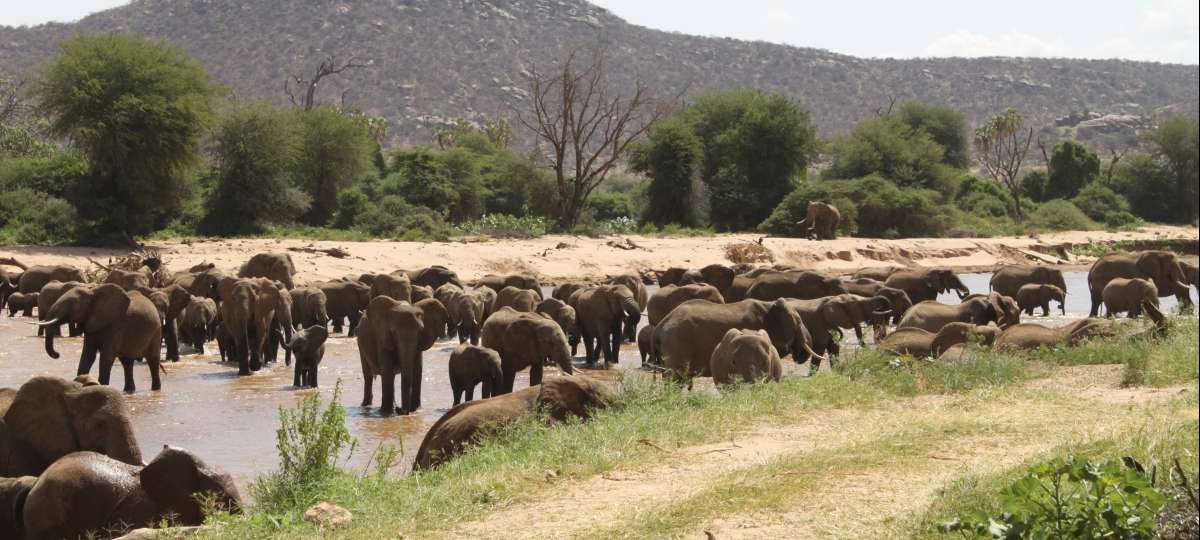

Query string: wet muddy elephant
357 296 437 415
885 268 969 304
1087 251 1190 316
283 324 329 388
180 296 218 354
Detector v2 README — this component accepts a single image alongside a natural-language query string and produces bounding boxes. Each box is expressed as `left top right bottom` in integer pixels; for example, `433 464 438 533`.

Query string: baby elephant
5 291 37 317
1102 278 1158 318
448 344 503 405
709 328 782 385
283 325 329 388
180 296 218 354
1015 283 1066 317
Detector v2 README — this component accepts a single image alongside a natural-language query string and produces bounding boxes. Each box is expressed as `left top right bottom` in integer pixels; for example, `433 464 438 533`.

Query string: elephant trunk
44 327 60 359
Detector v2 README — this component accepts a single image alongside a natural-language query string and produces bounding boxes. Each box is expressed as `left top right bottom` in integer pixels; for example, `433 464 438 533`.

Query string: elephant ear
818 298 855 330
86 284 130 334
413 311 435 352
140 446 204 524
1135 252 1163 281
66 385 142 467
700 265 735 293
4 377 77 471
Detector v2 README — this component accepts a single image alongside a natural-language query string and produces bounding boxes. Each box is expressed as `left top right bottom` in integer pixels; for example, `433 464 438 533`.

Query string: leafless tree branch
284 55 369 111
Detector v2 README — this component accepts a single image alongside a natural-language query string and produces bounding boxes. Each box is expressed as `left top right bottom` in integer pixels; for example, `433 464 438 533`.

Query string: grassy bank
197 317 1199 539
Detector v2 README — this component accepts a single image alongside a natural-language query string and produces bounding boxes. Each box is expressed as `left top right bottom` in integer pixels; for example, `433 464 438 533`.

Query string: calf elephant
357 296 437 415
283 324 329 388
448 344 504 405
710 329 782 385
180 296 218 354
638 324 656 364
896 294 1010 333
319 279 371 336
745 270 845 302
451 288 491 345
481 307 576 393
571 284 641 367
990 265 1067 299
5 291 36 317
797 201 841 240
609 273 648 341
852 267 899 282
647 284 724 326
12 447 241 539
413 376 610 470
1087 250 1190 316
42 284 163 393
841 278 913 324
1016 284 1066 316
238 252 297 290
495 285 538 312
1 376 142 477
886 268 969 304
477 273 542 299
1102 278 1158 318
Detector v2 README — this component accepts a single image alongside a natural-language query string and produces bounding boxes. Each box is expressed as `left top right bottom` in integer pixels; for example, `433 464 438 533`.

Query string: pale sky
2 0 1197 64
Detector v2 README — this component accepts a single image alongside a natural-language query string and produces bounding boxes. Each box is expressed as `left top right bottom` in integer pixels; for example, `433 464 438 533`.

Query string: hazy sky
3 0 1197 64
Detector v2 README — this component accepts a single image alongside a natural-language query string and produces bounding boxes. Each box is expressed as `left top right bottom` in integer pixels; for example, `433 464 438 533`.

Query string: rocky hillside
2 0 1196 148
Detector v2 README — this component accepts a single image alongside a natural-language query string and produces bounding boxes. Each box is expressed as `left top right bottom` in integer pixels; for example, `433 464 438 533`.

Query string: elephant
656 299 824 386
237 252 297 289
169 266 226 302
413 375 611 470
412 284 435 302
745 270 846 302
852 267 899 282
289 287 330 328
357 296 436 415
11 447 241 539
282 325 329 388
104 267 153 291
369 272 412 303
251 278 293 368
1 376 141 477
477 273 543 299
41 284 163 393
659 264 736 293
647 284 725 326
885 268 969 304
609 274 648 340
1016 284 1066 316
796 201 841 240
784 294 892 367
637 324 656 364
414 298 450 342
896 293 1012 333
571 284 641 367
1087 250 1191 316
0 267 20 311
319 279 371 336
138 283 191 363
1102 278 1159 318
450 288 491 345
993 316 1124 350
840 278 914 324
878 322 1000 358
180 296 218 354
18 264 86 294
36 280 87 339
720 274 755 302
5 291 36 317
710 329 783 385
536 297 579 352
435 283 466 338
990 265 1067 299
448 344 504 405
552 282 594 303
657 267 689 287
495 285 539 312
402 265 465 290
218 279 256 373
481 307 576 393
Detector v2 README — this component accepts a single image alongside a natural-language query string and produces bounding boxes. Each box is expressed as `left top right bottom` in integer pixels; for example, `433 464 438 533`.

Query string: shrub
0 187 78 244
1071 183 1131 222
940 455 1164 539
453 214 550 238
586 191 635 221
1019 170 1048 202
332 189 371 229
1028 199 1097 231
355 196 450 241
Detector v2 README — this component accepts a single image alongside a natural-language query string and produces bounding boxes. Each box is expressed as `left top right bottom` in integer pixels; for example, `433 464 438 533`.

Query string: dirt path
442 367 1197 539
1 226 1195 283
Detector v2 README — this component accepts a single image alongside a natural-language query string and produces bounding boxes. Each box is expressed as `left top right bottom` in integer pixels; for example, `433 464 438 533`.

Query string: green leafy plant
939 455 1165 539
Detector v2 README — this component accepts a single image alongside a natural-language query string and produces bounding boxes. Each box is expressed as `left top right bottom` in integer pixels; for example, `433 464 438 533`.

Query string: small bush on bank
0 187 78 245
453 214 550 238
1027 199 1097 231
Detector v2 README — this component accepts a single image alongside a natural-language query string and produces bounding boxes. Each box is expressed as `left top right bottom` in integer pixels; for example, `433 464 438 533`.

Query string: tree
293 106 374 225
1144 117 1198 223
203 103 309 234
36 33 219 240
631 119 703 227
824 114 955 192
897 102 971 169
1044 140 1100 200
519 41 673 229
975 109 1033 220
285 55 368 111
1 78 54 159
1106 153 1174 222
385 147 485 223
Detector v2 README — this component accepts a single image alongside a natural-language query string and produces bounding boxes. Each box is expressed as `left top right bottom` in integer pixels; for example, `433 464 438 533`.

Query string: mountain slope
2 0 1196 147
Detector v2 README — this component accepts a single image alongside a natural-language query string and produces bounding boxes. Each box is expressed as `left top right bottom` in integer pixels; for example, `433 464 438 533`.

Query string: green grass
834 348 1042 396
1120 318 1199 387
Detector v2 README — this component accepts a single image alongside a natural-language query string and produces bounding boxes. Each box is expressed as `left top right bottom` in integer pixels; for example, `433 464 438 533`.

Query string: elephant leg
146 344 162 391
465 383 475 402
332 316 344 334
310 365 319 388
411 355 424 411
1088 288 1102 317
68 323 83 337
361 372 374 407
119 357 137 393
77 334 100 376
853 324 865 347
581 331 595 365
165 319 180 362
398 365 412 415
294 360 303 387
530 362 544 387
348 312 362 337
502 368 517 394
97 349 117 387
1042 303 1050 317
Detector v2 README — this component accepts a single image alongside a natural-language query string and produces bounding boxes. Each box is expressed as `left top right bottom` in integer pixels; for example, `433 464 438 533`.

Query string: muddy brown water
0 274 1191 488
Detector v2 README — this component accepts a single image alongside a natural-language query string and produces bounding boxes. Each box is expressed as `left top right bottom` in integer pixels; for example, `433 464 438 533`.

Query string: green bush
958 191 1010 219
1019 170 1048 202
453 214 550 238
1071 183 1131 222
940 455 1164 539
0 187 78 244
332 189 371 229
586 191 635 221
1028 199 1097 231
354 196 450 241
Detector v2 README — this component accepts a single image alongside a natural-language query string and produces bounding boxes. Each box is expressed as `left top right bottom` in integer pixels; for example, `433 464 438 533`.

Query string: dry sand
1 225 1195 284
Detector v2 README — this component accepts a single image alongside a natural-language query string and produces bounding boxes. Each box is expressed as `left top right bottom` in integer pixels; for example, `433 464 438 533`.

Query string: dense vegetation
0 34 1197 246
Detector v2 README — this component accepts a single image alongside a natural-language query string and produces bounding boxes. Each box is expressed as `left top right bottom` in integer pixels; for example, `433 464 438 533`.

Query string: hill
2 0 1197 148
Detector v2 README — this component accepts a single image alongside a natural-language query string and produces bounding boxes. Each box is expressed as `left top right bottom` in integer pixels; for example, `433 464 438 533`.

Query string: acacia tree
520 41 673 229
975 109 1033 220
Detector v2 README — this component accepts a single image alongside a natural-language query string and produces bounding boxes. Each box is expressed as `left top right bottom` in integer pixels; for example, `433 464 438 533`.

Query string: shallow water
0 273 1191 487
935 272 1190 319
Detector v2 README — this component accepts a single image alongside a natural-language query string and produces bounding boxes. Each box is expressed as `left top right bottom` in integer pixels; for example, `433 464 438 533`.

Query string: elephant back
536 375 612 422
414 386 541 470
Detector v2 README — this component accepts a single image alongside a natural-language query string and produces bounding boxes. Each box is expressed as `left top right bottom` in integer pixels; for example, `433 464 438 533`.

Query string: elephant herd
0 247 1195 537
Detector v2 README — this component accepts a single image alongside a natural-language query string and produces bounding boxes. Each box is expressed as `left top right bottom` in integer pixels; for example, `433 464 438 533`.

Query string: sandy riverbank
1 225 1196 284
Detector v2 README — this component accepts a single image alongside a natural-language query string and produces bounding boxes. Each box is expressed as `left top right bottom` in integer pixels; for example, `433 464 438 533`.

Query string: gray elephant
1 376 141 477
658 264 736 293
1102 278 1159 318
451 288 491 345
448 344 504 405
1087 250 1190 316
477 273 543 299
841 278 914 324
104 267 154 291
289 286 330 328
357 296 438 415
435 283 466 338
180 296 218 354
990 265 1067 299
5 291 37 317
412 284 435 302
570 284 641 367
710 329 782 385
414 298 450 343
745 270 845 302
552 282 594 303
536 297 579 352
36 280 87 338
1016 283 1066 316
885 268 969 304
896 293 1012 333
319 279 371 336
796 201 841 240
993 315 1130 350
10 447 241 539
18 264 86 295
369 272 413 302
609 273 648 341
784 294 892 367
647 284 725 326
637 324 656 364
878 322 1000 358
282 324 329 388
481 307 576 393
495 285 539 312
237 252 297 289
403 265 465 290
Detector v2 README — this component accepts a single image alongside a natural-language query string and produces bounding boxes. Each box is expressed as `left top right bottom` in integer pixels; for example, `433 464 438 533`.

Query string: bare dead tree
518 41 676 229
872 95 898 117
1104 148 1127 184
284 55 368 111
0 79 26 123
1036 136 1055 177
975 109 1034 220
